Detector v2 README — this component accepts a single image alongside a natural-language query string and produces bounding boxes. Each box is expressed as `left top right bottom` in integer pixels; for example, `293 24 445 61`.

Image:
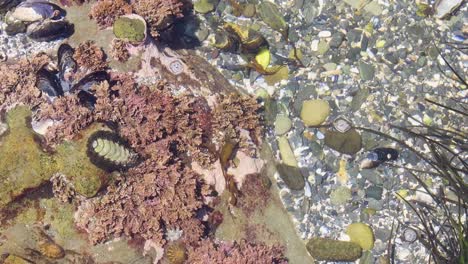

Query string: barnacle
166 242 187 264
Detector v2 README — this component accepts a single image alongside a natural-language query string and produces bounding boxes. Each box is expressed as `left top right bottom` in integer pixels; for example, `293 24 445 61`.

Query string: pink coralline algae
186 239 287 264
75 160 206 245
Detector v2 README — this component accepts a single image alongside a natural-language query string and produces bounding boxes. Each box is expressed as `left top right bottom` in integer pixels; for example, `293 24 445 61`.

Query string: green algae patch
113 16 146 43
0 106 57 209
55 124 109 198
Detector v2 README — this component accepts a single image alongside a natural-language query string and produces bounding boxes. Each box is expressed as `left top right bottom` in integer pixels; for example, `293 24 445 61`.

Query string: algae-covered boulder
300 99 330 126
55 123 111 198
113 15 146 43
324 128 362 155
0 107 111 208
0 106 57 209
306 237 362 262
346 222 375 250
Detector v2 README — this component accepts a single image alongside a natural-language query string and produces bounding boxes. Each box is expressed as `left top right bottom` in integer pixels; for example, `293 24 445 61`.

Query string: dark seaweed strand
86 130 139 172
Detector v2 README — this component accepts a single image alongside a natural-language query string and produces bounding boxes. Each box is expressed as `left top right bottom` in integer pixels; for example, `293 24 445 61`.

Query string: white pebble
311 39 319 51
318 30 332 38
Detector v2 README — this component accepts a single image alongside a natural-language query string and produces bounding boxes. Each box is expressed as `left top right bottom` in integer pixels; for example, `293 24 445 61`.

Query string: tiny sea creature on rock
87 130 139 171
360 147 399 169
165 242 187 264
332 116 352 133
402 228 418 243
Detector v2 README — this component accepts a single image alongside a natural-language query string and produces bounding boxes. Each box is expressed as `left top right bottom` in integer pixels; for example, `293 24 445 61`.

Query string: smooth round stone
318 30 332 38
324 129 362 155
317 40 330 55
358 61 375 81
330 186 352 205
346 222 375 250
365 185 383 200
323 62 337 71
275 115 292 135
300 99 330 126
242 3 256 17
329 32 345 48
277 136 298 167
194 0 215 14
276 163 305 190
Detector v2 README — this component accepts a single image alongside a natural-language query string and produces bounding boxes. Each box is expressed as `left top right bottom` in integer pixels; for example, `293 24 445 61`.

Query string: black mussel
57 43 77 91
0 0 22 15
87 130 139 171
27 19 74 42
70 71 109 92
36 67 63 99
360 147 399 169
212 31 239 52
10 0 65 23
77 90 96 109
222 22 268 53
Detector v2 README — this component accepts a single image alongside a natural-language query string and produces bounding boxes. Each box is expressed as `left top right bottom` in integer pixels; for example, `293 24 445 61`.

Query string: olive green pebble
113 17 146 42
324 128 362 155
257 1 288 36
242 4 256 18
277 136 298 167
346 222 375 250
306 237 362 262
276 163 305 190
330 186 352 205
274 115 292 135
300 99 330 126
194 0 215 14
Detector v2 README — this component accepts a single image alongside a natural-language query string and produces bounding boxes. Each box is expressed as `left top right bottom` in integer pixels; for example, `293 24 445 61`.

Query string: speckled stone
275 115 293 135
358 61 375 81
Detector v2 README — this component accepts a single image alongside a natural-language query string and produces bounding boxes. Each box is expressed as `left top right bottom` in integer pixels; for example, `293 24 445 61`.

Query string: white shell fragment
332 116 352 133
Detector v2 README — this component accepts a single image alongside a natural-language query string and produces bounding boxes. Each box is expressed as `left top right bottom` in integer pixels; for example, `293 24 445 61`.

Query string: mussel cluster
36 43 108 107
3 0 74 41
212 22 268 54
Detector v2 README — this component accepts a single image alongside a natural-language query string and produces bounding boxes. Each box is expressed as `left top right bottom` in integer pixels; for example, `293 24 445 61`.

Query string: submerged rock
113 15 146 43
257 1 288 37
300 99 330 126
330 186 352 206
274 115 292 135
0 107 112 209
276 163 305 190
346 222 375 250
324 129 362 155
194 0 216 14
306 237 362 262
